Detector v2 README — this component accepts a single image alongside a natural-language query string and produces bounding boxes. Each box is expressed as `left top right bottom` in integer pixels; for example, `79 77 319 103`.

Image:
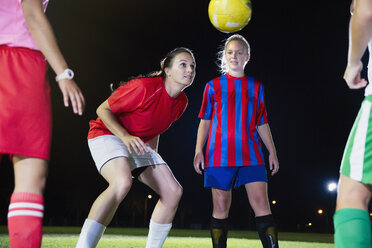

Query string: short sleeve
256 83 268 125
198 82 214 120
175 93 188 121
108 79 146 115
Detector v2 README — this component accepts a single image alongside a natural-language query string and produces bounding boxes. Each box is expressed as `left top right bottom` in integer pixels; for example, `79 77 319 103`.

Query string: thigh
100 157 132 184
138 164 181 196
211 187 232 205
13 155 48 194
245 181 270 216
336 174 372 211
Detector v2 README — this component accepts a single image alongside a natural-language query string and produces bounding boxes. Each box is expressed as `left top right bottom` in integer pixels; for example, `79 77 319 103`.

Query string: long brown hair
111 47 195 92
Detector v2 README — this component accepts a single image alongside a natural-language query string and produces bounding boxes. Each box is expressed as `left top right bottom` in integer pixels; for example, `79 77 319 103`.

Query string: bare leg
209 188 231 248
336 174 372 211
244 182 271 217
87 157 133 226
13 155 48 194
245 182 278 248
211 188 232 219
138 164 182 248
8 155 47 248
138 164 182 224
76 157 132 248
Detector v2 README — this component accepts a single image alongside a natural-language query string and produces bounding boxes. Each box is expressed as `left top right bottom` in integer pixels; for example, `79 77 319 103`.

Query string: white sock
145 219 172 248
76 219 106 248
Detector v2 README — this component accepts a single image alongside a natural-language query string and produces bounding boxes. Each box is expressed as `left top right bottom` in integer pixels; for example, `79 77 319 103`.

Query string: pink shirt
0 0 49 51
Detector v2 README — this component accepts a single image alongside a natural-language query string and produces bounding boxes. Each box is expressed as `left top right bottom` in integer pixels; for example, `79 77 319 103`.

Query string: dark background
0 0 365 233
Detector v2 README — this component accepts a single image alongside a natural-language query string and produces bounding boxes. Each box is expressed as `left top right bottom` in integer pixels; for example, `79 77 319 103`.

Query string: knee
162 184 183 207
213 196 230 214
337 188 371 208
110 177 132 202
173 184 183 202
250 196 270 213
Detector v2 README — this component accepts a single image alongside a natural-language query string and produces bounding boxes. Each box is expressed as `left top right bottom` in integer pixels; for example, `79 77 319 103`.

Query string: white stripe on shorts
350 101 372 181
8 210 43 218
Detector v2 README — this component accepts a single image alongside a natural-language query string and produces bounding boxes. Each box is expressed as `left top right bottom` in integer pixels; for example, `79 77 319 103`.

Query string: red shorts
0 46 51 160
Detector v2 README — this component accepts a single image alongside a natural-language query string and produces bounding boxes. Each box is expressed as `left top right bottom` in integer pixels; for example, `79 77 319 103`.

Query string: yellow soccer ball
208 0 252 33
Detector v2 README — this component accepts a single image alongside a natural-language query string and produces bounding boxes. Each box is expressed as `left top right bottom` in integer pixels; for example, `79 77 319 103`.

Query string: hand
193 151 205 175
268 153 279 176
344 61 368 89
121 135 149 155
57 79 85 115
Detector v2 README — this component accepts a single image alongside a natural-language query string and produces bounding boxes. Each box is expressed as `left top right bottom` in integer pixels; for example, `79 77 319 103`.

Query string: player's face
166 52 196 87
225 40 249 75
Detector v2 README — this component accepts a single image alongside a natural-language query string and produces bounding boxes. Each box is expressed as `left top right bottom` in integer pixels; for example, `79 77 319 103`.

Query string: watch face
66 69 74 79
56 69 74 81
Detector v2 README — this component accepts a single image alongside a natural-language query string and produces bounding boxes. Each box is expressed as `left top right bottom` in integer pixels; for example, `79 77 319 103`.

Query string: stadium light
144 194 153 224
327 182 337 192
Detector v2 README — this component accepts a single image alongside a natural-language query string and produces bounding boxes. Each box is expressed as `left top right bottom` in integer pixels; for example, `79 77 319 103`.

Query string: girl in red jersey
0 0 85 247
76 47 196 248
194 34 279 248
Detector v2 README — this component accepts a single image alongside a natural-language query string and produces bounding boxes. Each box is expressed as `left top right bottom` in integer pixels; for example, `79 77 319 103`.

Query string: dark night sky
0 0 366 232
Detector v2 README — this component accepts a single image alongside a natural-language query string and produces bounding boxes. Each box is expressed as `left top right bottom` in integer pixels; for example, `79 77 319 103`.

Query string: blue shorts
204 165 268 190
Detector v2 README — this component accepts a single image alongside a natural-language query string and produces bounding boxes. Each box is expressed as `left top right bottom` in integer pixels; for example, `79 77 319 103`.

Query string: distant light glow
307 222 312 227
148 194 152 199
272 200 277 205
317 209 323 215
327 182 337 192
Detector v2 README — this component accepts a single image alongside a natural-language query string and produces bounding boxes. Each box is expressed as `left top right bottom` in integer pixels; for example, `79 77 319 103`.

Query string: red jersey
88 76 188 142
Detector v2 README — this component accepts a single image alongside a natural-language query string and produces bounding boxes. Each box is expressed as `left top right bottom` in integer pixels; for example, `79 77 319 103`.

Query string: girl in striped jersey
194 34 279 248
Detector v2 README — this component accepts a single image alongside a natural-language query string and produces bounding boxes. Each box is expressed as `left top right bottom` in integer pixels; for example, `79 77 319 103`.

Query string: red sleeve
108 79 146 114
173 93 188 121
179 93 188 119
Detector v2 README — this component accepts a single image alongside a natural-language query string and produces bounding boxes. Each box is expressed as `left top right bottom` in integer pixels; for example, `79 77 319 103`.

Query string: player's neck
228 70 245 78
164 80 184 98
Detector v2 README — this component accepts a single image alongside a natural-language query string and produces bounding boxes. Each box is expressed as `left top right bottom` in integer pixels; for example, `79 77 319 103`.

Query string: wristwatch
55 68 74 82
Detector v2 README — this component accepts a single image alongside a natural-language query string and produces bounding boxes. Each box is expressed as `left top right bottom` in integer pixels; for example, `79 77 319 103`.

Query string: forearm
22 0 69 75
97 101 131 140
257 124 276 155
348 0 372 65
195 119 210 153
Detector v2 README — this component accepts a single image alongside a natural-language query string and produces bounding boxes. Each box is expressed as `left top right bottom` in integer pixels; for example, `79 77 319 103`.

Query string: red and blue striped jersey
198 74 268 168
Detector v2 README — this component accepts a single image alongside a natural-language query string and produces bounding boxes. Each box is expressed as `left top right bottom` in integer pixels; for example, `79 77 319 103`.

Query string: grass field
0 226 334 248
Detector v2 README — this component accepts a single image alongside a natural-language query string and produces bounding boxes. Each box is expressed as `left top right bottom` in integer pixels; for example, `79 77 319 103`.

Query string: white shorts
88 135 166 173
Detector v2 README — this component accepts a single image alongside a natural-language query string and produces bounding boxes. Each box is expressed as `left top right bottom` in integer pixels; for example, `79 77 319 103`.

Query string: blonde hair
217 34 250 74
